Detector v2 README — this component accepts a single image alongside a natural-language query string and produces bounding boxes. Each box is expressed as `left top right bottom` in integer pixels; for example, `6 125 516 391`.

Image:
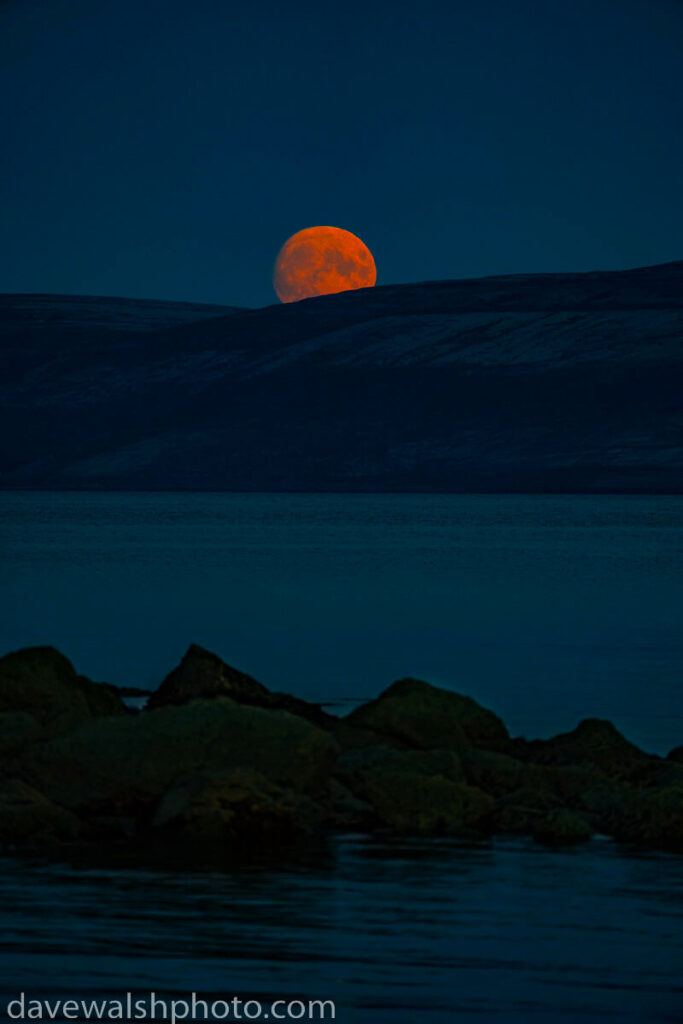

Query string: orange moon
273 226 377 303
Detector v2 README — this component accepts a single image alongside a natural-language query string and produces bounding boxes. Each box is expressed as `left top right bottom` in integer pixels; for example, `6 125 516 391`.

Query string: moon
273 226 377 303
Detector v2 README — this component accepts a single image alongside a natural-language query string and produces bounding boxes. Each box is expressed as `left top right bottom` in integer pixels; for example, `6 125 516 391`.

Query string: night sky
1 0 682 308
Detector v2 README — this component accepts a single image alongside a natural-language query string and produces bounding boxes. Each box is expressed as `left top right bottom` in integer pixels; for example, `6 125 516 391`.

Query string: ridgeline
1 260 682 492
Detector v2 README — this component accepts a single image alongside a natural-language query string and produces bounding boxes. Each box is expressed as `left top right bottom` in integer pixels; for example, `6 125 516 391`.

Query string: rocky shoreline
1 644 682 860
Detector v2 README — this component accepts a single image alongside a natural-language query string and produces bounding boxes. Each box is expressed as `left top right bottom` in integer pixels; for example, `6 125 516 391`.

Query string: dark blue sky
1 0 682 308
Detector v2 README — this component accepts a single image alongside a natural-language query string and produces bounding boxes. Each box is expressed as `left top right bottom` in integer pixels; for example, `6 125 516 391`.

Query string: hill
0 263 681 492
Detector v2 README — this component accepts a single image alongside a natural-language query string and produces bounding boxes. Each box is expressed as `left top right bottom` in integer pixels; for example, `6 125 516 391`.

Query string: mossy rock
460 749 530 797
325 779 376 831
0 711 41 763
533 809 592 846
492 782 563 834
0 778 81 848
590 784 683 852
520 719 656 782
362 771 492 836
335 744 491 835
16 697 340 821
344 678 509 753
147 644 334 728
152 768 322 848
336 745 465 786
333 718 407 751
543 764 615 808
0 647 125 729
486 763 612 836
458 752 603 834
648 760 683 790
147 645 270 710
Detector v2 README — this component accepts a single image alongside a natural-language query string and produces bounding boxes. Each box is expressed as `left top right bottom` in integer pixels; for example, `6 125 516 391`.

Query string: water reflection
1 835 683 1022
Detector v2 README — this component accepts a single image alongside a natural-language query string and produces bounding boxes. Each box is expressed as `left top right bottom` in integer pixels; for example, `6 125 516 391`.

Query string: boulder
0 711 41 763
147 644 269 709
152 768 322 848
333 718 398 751
533 809 592 846
459 749 530 797
325 779 376 831
337 745 466 787
361 772 492 837
588 784 683 852
4 647 682 857
0 647 125 730
147 644 334 728
343 678 510 753
463 758 605 836
0 778 81 848
519 719 656 782
493 785 561 835
335 744 492 835
650 759 683 790
539 764 614 808
16 697 339 821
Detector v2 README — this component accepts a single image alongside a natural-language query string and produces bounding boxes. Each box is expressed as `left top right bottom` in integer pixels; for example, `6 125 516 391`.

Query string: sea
1 492 682 1022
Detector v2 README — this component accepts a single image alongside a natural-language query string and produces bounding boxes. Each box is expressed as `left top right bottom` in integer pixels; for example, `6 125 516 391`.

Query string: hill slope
0 264 681 492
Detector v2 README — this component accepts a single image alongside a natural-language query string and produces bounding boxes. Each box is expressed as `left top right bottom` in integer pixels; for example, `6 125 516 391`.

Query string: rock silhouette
0 646 126 767
341 677 510 753
147 643 334 727
1 644 682 858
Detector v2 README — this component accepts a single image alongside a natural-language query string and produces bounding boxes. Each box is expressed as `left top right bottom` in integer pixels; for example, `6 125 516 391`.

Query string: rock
152 768 322 848
493 763 629 838
459 749 530 796
267 690 336 729
364 773 492 837
147 644 335 728
0 647 126 730
344 678 510 753
147 644 269 709
335 744 492 835
325 779 376 831
520 719 656 782
542 764 615 809
533 809 592 846
493 786 562 835
589 785 683 852
333 718 396 750
650 760 683 790
337 745 465 786
462 757 604 836
3 647 682 857
16 697 340 820
86 815 137 840
0 711 41 763
0 778 81 848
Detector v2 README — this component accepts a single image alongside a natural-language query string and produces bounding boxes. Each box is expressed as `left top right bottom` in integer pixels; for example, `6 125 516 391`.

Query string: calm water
1 837 683 1023
1 492 683 1022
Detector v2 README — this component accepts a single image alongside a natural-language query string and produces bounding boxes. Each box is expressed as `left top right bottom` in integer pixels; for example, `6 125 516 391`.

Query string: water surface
1 836 683 1023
